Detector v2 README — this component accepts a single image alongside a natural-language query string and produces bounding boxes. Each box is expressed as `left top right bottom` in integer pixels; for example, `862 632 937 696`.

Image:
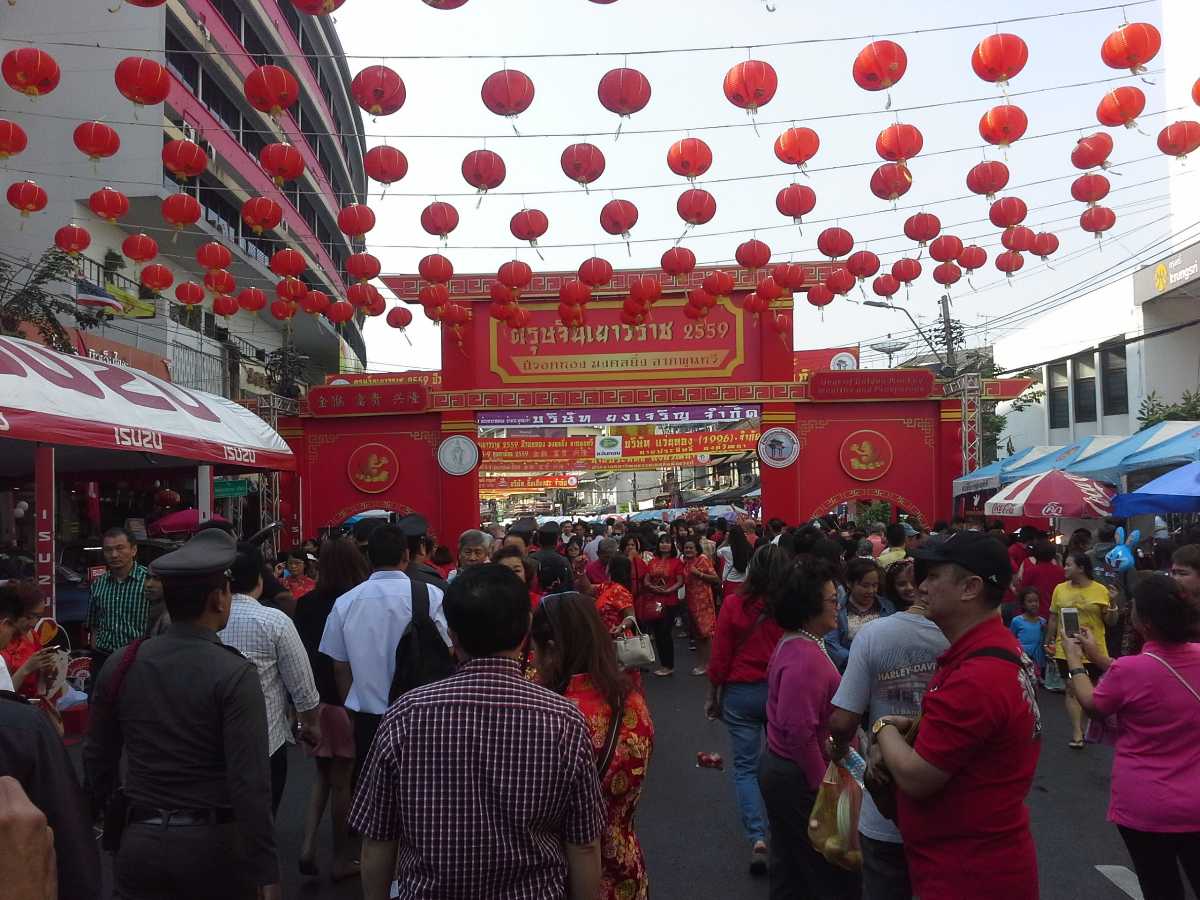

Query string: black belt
127 805 235 827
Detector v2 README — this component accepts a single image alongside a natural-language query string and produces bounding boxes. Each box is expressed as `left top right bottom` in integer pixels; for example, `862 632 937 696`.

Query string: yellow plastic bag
807 761 863 871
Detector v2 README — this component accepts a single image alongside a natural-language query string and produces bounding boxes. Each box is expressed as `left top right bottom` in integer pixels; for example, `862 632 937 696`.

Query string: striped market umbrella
984 469 1115 519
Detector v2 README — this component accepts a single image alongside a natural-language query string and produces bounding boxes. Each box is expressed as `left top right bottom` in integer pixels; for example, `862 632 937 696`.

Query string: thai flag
75 278 123 313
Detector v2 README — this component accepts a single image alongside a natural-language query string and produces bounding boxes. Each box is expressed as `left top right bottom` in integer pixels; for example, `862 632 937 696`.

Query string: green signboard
214 479 252 499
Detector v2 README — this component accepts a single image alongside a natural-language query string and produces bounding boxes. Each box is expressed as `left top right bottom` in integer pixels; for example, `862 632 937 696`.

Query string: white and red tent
984 469 1114 519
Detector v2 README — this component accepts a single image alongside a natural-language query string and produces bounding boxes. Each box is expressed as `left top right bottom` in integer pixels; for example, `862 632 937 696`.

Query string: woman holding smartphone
1045 553 1118 748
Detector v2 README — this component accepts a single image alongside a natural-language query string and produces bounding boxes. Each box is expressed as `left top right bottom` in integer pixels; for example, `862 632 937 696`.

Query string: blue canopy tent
1116 423 1200 476
1067 421 1200 485
1000 436 1126 485
952 446 1061 496
1114 461 1200 515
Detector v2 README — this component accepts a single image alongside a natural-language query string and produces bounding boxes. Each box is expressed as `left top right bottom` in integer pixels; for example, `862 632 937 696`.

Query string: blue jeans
721 680 769 845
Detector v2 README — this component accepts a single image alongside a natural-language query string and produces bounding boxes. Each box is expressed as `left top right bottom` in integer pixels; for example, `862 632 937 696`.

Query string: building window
1048 363 1069 429
1073 353 1097 424
241 24 274 68
165 30 198 92
1101 343 1129 416
200 70 241 137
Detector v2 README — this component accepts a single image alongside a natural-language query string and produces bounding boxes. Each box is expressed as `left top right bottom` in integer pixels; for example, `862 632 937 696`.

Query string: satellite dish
870 338 910 367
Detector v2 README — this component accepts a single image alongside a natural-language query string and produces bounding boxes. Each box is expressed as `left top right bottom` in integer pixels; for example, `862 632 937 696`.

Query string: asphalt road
87 637 1186 900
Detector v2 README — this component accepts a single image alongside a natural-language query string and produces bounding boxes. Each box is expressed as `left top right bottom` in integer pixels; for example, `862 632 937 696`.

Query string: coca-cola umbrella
984 470 1115 519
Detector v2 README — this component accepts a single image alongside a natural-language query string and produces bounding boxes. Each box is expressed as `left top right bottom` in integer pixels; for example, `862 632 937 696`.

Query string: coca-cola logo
1040 501 1064 516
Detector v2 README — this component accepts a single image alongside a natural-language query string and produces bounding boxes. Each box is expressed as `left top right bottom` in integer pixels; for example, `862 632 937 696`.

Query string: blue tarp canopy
1066 421 1200 485
1114 461 1200 515
954 446 1063 496
1116 422 1200 475
1000 436 1126 485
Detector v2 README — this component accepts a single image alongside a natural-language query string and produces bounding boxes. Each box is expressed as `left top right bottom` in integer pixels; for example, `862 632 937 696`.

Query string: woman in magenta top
758 558 860 899
1066 573 1200 900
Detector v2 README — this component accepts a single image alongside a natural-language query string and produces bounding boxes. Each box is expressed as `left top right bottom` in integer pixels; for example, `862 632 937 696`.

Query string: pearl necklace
797 628 827 649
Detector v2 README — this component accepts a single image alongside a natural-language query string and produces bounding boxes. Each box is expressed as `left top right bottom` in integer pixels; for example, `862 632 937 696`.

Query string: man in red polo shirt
873 531 1041 900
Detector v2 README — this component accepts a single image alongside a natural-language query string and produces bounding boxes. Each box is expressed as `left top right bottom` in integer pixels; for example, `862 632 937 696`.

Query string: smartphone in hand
1060 607 1081 639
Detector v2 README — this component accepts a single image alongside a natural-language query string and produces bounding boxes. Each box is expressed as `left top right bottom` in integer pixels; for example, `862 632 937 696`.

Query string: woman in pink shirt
758 558 860 899
1066 573 1200 900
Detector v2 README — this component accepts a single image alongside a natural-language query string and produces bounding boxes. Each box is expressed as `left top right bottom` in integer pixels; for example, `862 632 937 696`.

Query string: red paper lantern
776 183 816 223
205 269 236 296
197 241 232 272
269 300 296 321
301 290 331 315
957 245 987 273
1157 121 1200 160
579 257 614 288
162 138 207 179
54 223 90 255
510 208 548 247
677 188 716 226
768 310 792 336
387 306 413 329
420 202 459 239
870 163 912 201
506 307 531 329
2 48 60 97
687 288 717 312
346 252 381 283
667 137 712 180
996 250 1024 277
1033 233 1060 260
979 104 1028 147
0 120 27 159
852 40 907 92
6 179 46 216
774 126 820 168
846 250 880 281
1071 173 1110 206
1193 78 1200 107
600 199 639 238
971 34 1029 84
140 264 173 293
772 263 805 291
903 212 941 246
175 282 205 306
817 227 854 260
1071 132 1114 170
702 270 735 296
498 260 533 291
212 294 239 318
806 284 834 308
872 274 900 300
349 283 378 308
440 303 469 327
244 65 299 117
930 235 964 263
490 281 515 306
891 257 922 284
597 68 651 120
289 0 346 14
482 69 534 119
351 65 405 116
1097 86 1146 129
1001 225 1035 253
1100 22 1161 74
238 288 267 312
364 292 386 318
743 293 769 315
462 149 505 193
241 196 282 235
419 254 454 285
73 121 120 161
121 232 157 263
989 196 1028 228
825 266 855 297
723 60 777 113
276 277 306 303
337 203 376 238
114 57 169 106
966 160 1009 201
270 248 306 278
756 276 783 302
88 186 129 223
932 261 963 288
661 246 696 279
875 123 922 163
560 144 606 191
1080 205 1117 238
424 1 470 10
628 275 662 304
161 192 201 231
559 279 592 306
259 142 305 186
560 302 587 327
326 300 355 325
736 239 771 271
363 145 408 185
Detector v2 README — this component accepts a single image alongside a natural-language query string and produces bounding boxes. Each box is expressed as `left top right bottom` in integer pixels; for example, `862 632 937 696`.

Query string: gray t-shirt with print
831 611 949 842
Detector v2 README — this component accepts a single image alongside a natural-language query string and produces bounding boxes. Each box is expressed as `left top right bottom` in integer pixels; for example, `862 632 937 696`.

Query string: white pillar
197 465 214 525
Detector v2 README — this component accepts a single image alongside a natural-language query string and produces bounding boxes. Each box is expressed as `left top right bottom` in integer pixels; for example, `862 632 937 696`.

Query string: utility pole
939 294 957 375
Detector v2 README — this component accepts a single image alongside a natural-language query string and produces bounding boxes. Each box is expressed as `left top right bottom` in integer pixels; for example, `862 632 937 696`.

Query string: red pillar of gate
439 412 481 543
34 444 56 616
759 404 801 525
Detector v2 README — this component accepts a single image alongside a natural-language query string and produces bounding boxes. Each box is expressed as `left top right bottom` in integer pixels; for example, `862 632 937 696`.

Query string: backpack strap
99 639 146 708
410 578 430 624
964 646 1022 665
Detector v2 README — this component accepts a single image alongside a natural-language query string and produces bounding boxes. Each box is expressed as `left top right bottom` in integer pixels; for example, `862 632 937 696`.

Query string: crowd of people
0 508 1199 900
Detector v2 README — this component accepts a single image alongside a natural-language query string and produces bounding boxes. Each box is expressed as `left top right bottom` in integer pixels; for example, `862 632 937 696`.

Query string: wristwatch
871 718 895 736
1068 667 1088 678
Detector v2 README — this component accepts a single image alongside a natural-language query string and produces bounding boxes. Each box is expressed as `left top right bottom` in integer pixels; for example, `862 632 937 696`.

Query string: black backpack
388 580 456 703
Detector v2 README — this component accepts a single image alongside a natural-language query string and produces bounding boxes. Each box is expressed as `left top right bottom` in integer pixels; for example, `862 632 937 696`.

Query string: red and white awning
984 469 1114 519
0 335 294 471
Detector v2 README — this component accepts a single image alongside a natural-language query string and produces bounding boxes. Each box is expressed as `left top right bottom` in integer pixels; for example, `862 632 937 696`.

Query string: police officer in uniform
83 529 281 900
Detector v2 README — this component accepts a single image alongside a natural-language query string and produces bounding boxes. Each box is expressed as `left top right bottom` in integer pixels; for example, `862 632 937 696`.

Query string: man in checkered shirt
350 564 604 900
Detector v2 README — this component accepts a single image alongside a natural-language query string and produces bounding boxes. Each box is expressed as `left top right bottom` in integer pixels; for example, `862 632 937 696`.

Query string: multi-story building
0 0 368 397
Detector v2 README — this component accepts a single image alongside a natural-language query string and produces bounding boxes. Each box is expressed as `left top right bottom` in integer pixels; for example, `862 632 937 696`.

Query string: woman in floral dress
531 593 654 900
595 555 637 633
681 538 719 676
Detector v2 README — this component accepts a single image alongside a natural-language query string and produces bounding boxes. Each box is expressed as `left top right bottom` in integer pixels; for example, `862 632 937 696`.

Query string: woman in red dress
530 593 654 900
595 555 637 633
681 538 719 676
643 537 684 677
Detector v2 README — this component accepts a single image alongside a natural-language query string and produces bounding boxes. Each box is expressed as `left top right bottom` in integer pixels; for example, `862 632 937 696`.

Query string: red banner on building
480 430 758 468
308 383 430 416
480 474 581 492
794 346 860 382
809 369 936 401
324 370 442 388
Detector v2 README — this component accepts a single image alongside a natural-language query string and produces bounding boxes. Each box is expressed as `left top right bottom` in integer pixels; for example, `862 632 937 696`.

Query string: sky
331 0 1175 374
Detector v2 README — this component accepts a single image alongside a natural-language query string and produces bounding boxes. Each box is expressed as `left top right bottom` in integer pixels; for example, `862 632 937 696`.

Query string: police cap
150 528 237 578
395 514 429 538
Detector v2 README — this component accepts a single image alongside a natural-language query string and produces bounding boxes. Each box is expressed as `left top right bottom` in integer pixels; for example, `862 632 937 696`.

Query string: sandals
653 668 674 677
690 667 708 677
1068 739 1085 749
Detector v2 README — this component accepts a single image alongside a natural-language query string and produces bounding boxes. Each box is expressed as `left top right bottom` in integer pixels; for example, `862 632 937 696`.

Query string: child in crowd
1009 588 1046 675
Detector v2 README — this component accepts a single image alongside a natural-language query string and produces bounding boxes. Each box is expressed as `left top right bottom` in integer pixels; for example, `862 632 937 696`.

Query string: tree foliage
266 337 304 399
1138 390 1200 429
0 248 102 352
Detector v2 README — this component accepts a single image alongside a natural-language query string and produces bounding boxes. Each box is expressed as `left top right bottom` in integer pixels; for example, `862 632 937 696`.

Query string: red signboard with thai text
325 370 442 388
480 430 758 469
481 474 580 491
308 384 430 416
809 369 936 401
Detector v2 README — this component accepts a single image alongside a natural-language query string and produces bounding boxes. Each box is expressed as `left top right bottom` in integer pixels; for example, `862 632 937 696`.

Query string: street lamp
863 300 955 376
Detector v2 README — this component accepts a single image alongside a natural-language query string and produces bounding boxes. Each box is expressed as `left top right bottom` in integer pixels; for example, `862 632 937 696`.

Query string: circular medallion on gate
347 442 399 494
438 435 480 476
839 429 894 482
757 427 800 469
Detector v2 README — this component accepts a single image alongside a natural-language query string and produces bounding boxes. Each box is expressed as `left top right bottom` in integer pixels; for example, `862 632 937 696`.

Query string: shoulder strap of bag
99 639 145 708
410 578 430 624
964 646 1022 665
597 695 625 779
1143 652 1200 705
